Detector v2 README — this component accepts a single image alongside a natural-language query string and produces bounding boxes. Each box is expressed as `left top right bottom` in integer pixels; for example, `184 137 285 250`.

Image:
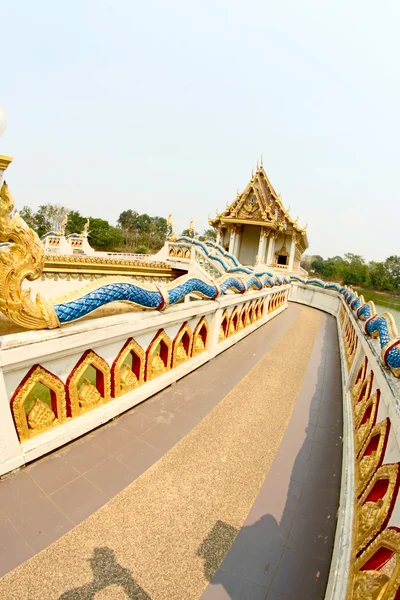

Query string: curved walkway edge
201 310 342 600
0 305 342 600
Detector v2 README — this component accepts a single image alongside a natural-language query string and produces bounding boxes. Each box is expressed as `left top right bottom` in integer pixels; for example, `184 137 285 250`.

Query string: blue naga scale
52 236 400 378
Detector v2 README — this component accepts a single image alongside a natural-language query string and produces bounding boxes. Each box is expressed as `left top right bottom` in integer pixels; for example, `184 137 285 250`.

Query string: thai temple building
2 134 400 600
209 161 308 272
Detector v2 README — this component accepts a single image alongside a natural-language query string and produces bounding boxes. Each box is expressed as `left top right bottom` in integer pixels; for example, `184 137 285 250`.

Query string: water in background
356 288 400 330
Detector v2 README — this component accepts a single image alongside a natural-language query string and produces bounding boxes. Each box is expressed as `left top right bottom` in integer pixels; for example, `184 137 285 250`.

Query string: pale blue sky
1 0 399 260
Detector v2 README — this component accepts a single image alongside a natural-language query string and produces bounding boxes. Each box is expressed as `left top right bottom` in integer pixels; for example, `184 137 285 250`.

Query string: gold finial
58 214 68 236
260 153 263 167
256 159 259 170
189 218 195 239
166 212 176 241
251 168 254 178
81 217 90 238
295 215 299 223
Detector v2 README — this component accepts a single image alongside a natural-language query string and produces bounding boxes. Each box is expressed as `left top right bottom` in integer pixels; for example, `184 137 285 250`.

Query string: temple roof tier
209 164 308 251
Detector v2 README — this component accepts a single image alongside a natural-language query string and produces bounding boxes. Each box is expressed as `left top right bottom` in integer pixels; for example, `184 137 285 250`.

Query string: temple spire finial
260 153 263 167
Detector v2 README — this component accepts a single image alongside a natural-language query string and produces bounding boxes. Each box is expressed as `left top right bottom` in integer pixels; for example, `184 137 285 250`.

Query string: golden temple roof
209 163 308 250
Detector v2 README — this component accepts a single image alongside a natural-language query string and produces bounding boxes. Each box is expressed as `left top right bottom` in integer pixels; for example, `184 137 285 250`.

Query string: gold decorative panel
228 307 239 337
67 350 111 417
339 304 347 328
355 464 400 556
112 338 145 397
355 391 381 454
353 372 374 416
145 329 172 380
172 322 193 368
11 365 67 441
356 419 390 498
219 312 229 342
244 302 252 326
352 357 369 403
349 527 400 600
344 319 358 370
192 317 209 356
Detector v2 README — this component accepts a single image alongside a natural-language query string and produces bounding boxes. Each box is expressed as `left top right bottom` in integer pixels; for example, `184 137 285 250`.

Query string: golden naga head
81 217 90 237
0 181 60 329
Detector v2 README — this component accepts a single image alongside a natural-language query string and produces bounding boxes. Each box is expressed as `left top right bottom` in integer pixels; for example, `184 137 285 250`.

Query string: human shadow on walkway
58 547 151 600
198 315 343 599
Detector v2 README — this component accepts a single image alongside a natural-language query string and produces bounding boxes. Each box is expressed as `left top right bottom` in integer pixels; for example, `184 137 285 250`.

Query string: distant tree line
18 203 216 253
302 253 400 294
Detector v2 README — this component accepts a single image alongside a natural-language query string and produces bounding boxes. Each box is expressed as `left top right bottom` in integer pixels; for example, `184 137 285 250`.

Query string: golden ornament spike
0 181 60 329
260 153 263 166
189 218 195 238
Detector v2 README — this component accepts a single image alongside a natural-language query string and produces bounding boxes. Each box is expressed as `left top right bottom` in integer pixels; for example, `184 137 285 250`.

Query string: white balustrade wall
290 283 400 600
0 286 289 477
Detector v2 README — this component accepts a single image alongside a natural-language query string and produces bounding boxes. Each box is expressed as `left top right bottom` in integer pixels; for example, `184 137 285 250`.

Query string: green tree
203 228 217 241
66 210 86 235
385 256 400 289
88 218 124 251
19 206 37 230
117 210 139 232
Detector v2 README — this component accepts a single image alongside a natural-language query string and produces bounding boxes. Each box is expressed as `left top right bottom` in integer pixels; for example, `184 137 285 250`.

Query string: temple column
256 228 266 264
233 226 242 258
215 229 221 246
266 235 276 265
288 235 296 271
228 228 235 255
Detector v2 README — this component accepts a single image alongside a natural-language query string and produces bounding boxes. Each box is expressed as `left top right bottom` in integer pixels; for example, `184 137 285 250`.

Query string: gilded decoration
219 312 229 342
356 419 390 497
355 391 381 454
352 358 369 403
259 298 265 319
349 527 400 600
11 365 67 442
355 463 400 557
0 181 60 330
244 302 252 327
27 398 57 432
192 317 209 356
344 319 358 370
145 329 172 381
254 299 261 321
339 304 347 327
172 322 193 368
238 305 246 330
251 301 257 323
353 372 374 415
67 350 111 417
78 379 103 410
228 307 239 337
166 213 177 242
111 338 145 397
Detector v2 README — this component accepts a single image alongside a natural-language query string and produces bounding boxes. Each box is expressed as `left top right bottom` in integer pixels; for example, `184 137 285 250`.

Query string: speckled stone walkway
0 305 342 600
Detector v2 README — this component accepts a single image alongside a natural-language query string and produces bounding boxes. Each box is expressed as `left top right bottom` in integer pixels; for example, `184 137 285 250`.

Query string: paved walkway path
0 305 342 599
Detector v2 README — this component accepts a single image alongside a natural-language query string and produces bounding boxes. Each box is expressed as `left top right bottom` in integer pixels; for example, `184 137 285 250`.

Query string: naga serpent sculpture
1 181 400 378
